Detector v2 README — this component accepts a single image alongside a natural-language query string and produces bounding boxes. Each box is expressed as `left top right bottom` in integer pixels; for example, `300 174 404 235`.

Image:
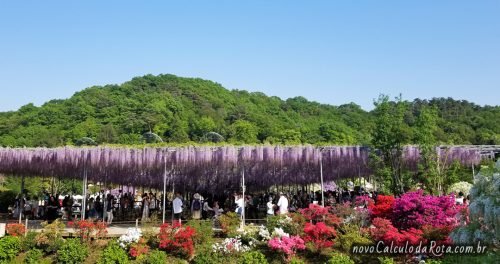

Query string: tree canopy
0 74 498 147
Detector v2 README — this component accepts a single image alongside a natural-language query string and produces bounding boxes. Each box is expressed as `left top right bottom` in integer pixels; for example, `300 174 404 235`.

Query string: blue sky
0 1 499 112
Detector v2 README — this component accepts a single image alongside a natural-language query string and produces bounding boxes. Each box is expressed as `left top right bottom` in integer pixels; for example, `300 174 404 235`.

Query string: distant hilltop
0 74 498 147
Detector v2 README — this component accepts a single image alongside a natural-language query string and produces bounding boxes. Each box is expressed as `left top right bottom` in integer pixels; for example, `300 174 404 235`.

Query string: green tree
319 122 355 145
414 106 441 194
277 129 302 144
97 123 118 144
229 120 258 143
371 94 411 194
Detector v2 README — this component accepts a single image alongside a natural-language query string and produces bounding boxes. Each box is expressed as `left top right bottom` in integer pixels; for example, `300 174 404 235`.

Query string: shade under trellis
0 145 482 193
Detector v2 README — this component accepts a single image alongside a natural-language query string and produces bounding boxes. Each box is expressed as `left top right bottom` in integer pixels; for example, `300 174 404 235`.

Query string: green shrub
326 252 355 264
143 249 167 264
441 253 500 264
218 212 240 236
0 236 21 262
289 256 305 264
378 257 395 264
98 240 129 264
35 219 66 253
185 220 214 253
192 252 223 264
335 224 373 252
240 251 268 264
57 238 88 264
25 248 43 264
424 259 442 264
21 231 38 252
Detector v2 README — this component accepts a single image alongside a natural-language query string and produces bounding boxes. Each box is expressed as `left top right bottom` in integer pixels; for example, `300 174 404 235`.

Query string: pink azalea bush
268 235 305 262
391 190 459 230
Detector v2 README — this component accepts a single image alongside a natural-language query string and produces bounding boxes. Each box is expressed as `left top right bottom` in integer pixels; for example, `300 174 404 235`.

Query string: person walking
173 192 183 223
277 192 289 215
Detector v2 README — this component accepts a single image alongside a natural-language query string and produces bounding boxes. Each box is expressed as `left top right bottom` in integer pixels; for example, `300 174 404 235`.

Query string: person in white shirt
277 192 288 215
173 192 183 223
266 197 275 216
455 192 464 205
234 194 244 216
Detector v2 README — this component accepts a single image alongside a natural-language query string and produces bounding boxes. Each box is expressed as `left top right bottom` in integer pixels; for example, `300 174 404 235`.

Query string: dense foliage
56 238 88 264
98 240 129 264
0 236 21 262
0 74 497 147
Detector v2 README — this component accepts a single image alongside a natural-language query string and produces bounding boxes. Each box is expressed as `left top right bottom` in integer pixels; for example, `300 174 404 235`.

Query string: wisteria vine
0 145 481 192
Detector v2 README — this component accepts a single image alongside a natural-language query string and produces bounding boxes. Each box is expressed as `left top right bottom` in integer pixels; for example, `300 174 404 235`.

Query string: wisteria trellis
0 145 481 193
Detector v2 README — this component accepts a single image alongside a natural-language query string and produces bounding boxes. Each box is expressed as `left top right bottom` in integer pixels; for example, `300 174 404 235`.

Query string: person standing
173 192 183 223
191 193 202 220
106 193 114 225
266 197 275 216
277 192 289 215
213 201 222 218
202 197 213 219
234 193 244 216
142 193 150 222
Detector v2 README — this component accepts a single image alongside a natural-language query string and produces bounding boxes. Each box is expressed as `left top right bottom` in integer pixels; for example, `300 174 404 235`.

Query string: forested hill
0 74 498 147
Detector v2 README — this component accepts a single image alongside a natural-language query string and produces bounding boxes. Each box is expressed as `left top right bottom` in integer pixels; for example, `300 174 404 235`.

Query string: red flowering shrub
68 219 108 242
129 238 150 258
422 225 453 245
158 222 196 259
391 191 459 230
299 204 341 226
370 218 423 246
303 222 336 252
6 223 26 237
368 195 395 220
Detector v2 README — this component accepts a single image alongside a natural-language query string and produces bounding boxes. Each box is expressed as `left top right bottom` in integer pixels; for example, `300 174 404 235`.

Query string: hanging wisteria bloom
118 228 142 249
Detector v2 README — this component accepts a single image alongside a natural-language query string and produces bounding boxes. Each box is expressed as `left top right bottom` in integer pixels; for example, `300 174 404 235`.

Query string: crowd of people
12 184 469 225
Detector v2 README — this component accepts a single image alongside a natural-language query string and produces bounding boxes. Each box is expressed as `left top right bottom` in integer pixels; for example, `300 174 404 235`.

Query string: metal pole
171 166 175 223
320 150 325 207
19 174 25 223
82 166 87 220
162 156 167 224
241 166 246 228
103 172 107 221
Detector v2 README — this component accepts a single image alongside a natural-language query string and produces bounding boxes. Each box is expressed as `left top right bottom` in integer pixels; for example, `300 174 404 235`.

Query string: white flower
212 237 251 254
118 228 142 249
271 227 289 238
258 225 271 241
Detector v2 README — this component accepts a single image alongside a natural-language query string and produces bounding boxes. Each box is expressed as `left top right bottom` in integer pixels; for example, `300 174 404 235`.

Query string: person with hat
191 193 202 220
